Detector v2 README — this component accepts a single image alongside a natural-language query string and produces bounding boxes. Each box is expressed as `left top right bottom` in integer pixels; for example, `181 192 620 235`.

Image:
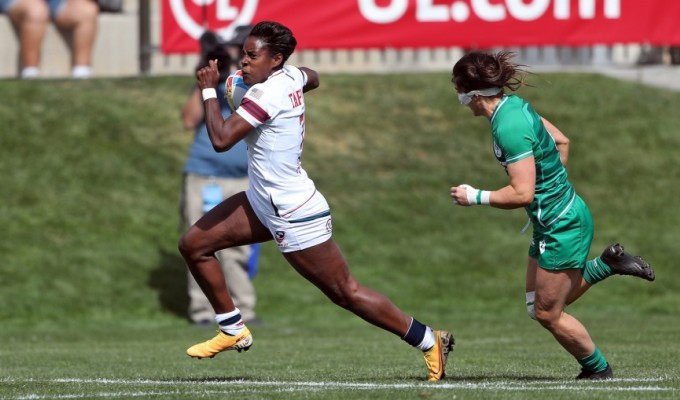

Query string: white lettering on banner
506 0 550 21
472 0 505 21
217 0 238 19
358 0 408 24
359 0 621 24
554 0 620 19
169 0 258 40
416 0 448 22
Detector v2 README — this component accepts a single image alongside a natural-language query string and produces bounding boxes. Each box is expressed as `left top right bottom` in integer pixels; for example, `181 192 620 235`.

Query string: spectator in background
670 46 680 65
180 30 260 326
0 0 99 79
222 24 252 71
637 45 680 66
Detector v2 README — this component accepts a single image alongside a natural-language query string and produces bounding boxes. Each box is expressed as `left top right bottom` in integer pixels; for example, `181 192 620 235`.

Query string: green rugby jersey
489 95 575 228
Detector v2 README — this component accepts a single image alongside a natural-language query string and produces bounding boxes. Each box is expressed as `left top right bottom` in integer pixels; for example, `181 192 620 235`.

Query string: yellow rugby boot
423 330 454 381
186 327 253 359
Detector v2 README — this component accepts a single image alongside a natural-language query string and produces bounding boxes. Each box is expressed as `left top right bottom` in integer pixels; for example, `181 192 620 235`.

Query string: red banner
162 0 680 54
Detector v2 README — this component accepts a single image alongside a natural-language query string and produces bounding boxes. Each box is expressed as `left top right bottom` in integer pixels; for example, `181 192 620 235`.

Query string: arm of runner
542 117 570 166
197 59 254 152
494 156 536 209
452 156 536 208
300 67 319 93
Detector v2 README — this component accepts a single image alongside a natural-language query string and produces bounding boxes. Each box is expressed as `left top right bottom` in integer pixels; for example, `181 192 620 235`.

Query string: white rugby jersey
236 65 317 218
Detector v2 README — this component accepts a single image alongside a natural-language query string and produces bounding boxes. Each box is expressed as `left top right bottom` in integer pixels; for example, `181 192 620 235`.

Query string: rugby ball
225 70 249 112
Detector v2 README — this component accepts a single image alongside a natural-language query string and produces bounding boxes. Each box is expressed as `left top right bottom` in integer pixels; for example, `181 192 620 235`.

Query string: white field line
2 376 675 399
11 388 321 400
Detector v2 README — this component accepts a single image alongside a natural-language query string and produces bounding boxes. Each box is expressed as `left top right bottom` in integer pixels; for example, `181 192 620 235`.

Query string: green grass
1 71 679 399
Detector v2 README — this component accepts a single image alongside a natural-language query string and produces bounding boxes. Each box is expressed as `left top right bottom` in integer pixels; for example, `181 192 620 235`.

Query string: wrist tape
202 88 217 101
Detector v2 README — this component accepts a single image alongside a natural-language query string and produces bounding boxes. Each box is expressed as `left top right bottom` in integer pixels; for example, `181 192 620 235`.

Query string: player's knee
329 279 361 310
178 231 203 262
526 291 537 320
531 302 562 329
177 234 193 260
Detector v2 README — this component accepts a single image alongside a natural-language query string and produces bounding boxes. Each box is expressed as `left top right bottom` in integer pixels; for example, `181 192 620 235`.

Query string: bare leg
6 0 49 70
526 256 592 307
283 239 412 337
178 192 271 315
533 267 595 359
566 276 591 305
53 0 99 67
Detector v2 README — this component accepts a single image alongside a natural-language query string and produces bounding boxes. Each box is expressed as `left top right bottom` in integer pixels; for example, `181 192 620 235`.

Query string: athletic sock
582 257 613 284
402 317 435 351
418 327 436 351
577 347 609 373
215 308 245 335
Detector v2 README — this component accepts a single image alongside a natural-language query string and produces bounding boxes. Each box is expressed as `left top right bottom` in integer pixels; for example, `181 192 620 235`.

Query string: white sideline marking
3 377 675 399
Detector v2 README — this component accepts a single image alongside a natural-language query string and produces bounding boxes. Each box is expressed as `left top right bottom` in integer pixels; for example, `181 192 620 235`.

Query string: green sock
578 347 609 373
582 257 613 284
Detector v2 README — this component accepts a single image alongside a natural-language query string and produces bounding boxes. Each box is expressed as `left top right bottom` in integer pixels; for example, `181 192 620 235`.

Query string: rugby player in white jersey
179 20 454 381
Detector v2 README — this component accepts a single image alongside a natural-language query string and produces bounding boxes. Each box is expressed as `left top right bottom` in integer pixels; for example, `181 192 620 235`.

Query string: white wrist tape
202 88 217 101
462 184 491 205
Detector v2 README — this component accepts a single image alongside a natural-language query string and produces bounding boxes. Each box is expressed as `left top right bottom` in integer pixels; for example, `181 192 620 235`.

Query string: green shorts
528 195 593 270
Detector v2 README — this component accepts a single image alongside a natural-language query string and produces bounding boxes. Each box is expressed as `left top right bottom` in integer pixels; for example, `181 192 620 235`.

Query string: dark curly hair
248 21 297 68
452 51 527 93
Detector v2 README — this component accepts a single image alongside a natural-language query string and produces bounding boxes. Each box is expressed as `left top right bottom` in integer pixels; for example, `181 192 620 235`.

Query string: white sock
71 65 92 79
417 327 436 351
215 308 245 335
21 67 40 79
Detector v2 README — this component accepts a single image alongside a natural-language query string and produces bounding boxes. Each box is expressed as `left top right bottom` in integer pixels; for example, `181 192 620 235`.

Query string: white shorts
246 188 333 253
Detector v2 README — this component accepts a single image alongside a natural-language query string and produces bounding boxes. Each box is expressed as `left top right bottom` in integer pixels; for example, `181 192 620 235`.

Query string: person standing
1 0 99 78
178 20 454 381
180 31 258 325
449 51 655 380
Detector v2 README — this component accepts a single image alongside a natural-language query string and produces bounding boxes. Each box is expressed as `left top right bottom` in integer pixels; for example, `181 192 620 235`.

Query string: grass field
1 71 679 399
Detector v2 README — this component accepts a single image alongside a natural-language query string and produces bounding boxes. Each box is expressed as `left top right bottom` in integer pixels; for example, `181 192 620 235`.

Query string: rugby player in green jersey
449 51 655 380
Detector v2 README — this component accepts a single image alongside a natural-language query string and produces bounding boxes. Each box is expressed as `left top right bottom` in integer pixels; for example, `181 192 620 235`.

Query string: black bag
96 0 124 13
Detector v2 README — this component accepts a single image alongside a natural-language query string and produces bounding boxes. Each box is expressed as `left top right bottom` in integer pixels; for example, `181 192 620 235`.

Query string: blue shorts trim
288 210 331 223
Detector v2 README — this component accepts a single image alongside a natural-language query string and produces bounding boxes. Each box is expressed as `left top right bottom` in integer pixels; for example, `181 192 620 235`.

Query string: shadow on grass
148 248 189 319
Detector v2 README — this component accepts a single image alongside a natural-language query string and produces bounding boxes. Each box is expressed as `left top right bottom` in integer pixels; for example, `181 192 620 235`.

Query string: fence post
139 0 151 74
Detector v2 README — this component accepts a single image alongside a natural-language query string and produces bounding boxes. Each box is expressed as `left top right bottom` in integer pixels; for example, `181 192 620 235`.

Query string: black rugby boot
600 243 655 282
576 364 614 380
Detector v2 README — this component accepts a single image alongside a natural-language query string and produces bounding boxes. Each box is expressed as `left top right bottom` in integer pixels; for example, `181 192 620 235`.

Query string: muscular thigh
283 239 353 293
184 191 272 253
534 267 581 313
